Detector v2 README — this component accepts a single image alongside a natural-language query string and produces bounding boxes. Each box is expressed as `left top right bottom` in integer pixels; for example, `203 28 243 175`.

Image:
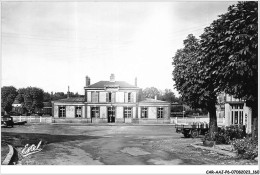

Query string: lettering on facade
104 85 119 91
21 140 43 157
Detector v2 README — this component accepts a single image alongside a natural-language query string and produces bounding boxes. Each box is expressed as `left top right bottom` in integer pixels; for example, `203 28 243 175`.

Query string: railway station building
52 74 171 124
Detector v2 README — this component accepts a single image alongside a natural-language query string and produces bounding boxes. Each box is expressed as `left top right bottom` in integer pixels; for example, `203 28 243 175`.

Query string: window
141 107 148 118
124 107 132 118
231 104 244 125
59 106 66 118
91 107 100 118
125 92 134 103
106 92 115 102
239 111 243 124
75 107 82 118
91 92 99 103
157 107 164 118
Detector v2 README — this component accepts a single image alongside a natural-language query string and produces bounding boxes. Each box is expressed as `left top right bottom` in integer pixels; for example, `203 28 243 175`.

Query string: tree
199 2 258 136
51 92 66 101
142 87 162 99
17 87 44 114
1 86 18 113
172 34 219 137
161 89 179 103
43 92 52 102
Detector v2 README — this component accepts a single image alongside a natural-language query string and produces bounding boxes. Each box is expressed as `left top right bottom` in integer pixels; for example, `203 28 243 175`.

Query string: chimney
67 86 70 98
110 73 115 82
86 76 90 87
155 95 157 100
135 77 137 87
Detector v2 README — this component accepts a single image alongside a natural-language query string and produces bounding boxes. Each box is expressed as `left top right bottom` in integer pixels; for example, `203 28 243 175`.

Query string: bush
231 137 258 159
202 125 246 145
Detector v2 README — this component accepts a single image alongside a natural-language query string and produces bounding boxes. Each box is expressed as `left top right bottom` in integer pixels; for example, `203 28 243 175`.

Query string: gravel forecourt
1 124 257 165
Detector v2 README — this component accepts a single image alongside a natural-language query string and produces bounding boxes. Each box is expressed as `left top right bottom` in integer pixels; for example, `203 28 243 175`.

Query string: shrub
231 137 258 159
202 125 246 145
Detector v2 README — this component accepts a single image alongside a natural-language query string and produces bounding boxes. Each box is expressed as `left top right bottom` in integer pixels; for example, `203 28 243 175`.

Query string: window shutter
112 93 115 103
106 92 109 102
93 92 96 102
91 92 94 102
124 92 127 103
131 93 134 103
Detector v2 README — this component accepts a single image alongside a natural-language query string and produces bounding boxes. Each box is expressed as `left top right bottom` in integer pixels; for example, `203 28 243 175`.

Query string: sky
1 1 236 96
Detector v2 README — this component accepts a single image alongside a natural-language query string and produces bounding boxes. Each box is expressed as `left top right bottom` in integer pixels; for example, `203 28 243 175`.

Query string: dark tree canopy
200 1 258 103
172 34 218 135
172 2 258 137
173 34 218 109
17 87 44 113
1 86 18 113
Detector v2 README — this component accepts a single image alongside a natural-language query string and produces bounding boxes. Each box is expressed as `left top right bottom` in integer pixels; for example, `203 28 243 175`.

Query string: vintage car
1 115 14 127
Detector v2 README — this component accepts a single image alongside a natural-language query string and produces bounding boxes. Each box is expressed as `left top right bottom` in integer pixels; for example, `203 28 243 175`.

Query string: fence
11 116 53 124
171 117 225 125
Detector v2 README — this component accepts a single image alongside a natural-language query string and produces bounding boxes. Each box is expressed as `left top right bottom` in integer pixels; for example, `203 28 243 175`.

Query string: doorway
107 107 115 123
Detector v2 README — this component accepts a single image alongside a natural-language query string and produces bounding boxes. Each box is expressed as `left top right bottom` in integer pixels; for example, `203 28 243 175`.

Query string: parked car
1 115 14 128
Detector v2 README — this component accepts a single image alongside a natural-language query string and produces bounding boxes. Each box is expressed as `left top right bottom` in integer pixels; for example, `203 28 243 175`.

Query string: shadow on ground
1 132 101 148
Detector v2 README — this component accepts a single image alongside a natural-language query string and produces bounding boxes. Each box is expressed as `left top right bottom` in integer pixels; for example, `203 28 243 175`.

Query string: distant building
52 74 171 124
217 93 252 133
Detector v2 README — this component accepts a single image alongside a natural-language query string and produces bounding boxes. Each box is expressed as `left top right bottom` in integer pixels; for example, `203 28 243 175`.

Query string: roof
139 98 170 104
86 81 138 89
53 97 85 103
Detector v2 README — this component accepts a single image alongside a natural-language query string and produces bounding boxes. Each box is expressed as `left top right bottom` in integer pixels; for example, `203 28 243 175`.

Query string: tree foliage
172 34 218 135
161 89 179 103
142 87 162 99
200 1 257 104
141 87 180 103
1 86 18 113
17 87 44 113
172 1 258 137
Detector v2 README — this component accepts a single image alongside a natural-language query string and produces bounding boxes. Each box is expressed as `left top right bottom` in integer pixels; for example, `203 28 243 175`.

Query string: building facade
52 74 171 124
217 92 252 133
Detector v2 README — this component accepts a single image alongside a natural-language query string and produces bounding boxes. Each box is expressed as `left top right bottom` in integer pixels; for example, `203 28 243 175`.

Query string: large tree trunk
208 103 218 140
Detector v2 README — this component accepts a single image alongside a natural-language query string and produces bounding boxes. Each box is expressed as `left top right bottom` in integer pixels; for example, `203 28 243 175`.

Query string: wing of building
216 92 252 133
52 74 171 124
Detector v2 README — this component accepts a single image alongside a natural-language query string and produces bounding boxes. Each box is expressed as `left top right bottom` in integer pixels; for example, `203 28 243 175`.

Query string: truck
175 122 209 138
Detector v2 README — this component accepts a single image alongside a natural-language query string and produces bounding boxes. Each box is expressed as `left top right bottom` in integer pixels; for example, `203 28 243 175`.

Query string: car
1 115 14 128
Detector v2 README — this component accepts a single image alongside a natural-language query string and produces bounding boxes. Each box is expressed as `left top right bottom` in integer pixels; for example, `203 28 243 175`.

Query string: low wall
11 116 52 123
132 118 170 124
53 118 92 123
91 118 107 123
115 118 125 123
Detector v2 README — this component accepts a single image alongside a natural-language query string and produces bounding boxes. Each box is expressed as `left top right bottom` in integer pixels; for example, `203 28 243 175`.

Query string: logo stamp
21 140 43 157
